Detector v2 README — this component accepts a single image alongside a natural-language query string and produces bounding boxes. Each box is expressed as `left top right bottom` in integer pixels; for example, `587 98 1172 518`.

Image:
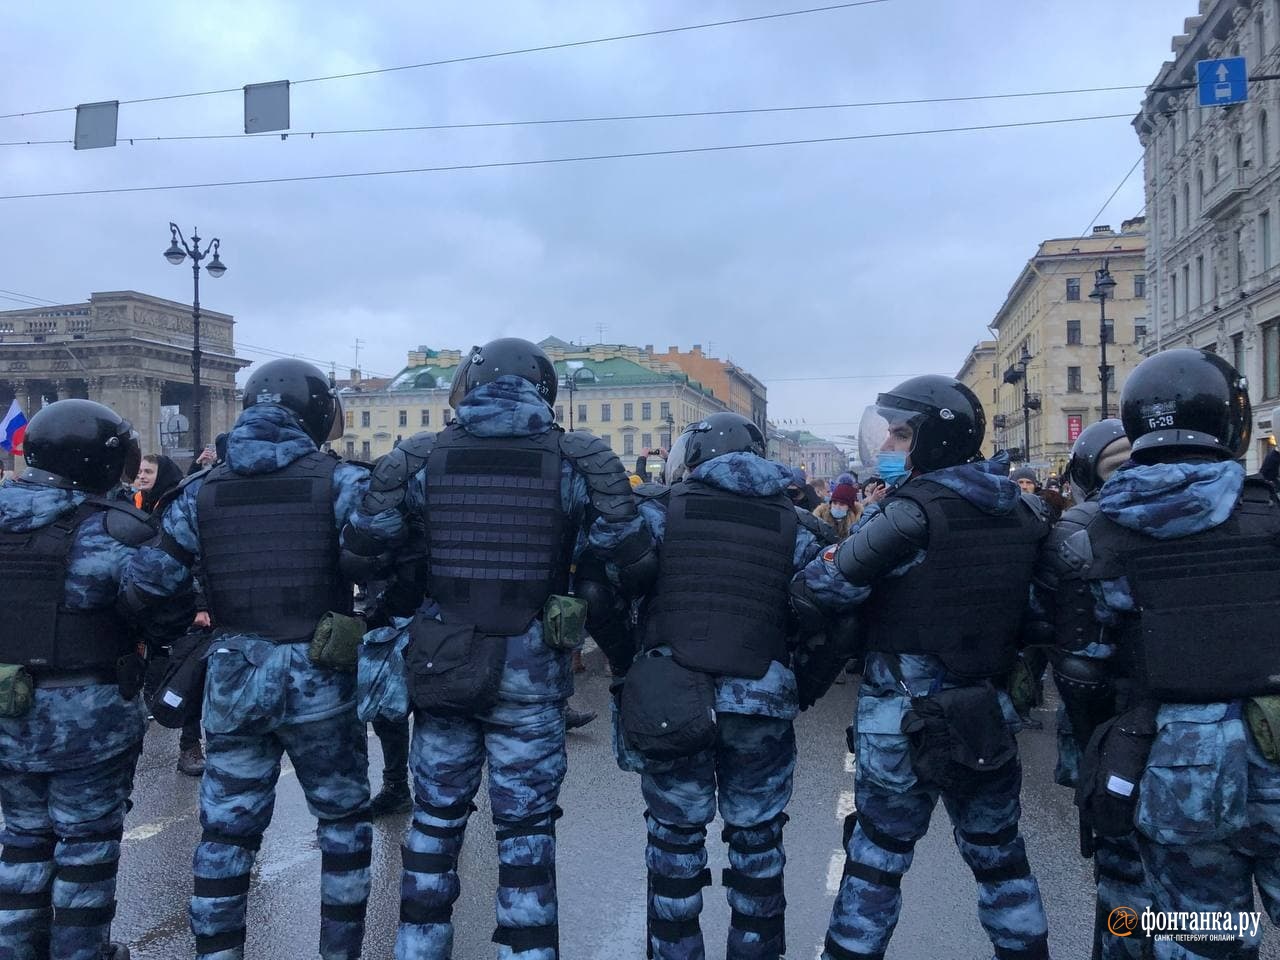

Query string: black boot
370 780 413 817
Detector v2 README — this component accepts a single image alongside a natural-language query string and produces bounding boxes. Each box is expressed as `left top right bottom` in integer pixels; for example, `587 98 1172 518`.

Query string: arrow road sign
1197 56 1248 107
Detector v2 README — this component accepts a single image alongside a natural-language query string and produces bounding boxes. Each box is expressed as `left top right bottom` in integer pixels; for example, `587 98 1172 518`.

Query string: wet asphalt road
112 654 1280 960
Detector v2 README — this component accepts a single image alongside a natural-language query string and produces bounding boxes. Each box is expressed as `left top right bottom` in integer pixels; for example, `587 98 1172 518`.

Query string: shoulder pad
795 507 838 547
1020 491 1052 523
560 431 637 523
363 433 434 514
1055 500 1099 534
634 482 670 505
91 499 158 546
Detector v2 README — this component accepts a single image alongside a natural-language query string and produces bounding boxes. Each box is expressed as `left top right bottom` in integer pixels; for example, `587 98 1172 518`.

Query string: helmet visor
448 348 479 410
119 422 141 486
326 395 345 442
665 431 692 483
858 403 925 466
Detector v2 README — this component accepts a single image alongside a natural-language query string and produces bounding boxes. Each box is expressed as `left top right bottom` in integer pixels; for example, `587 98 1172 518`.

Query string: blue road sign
1197 57 1248 107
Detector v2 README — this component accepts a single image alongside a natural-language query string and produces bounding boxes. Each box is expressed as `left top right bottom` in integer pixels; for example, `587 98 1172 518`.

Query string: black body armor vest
197 451 348 643
646 480 797 680
0 501 140 672
424 425 568 636
1086 477 1280 702
862 479 1046 678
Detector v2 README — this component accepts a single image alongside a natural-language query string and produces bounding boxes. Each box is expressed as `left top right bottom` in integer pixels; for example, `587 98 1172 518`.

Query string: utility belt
0 653 147 719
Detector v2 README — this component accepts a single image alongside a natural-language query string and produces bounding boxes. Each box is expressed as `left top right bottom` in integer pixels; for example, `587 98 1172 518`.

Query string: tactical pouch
1075 701 1157 838
404 613 505 717
620 649 716 761
900 683 1017 796
0 664 33 718
1246 695 1280 763
309 612 366 671
115 651 147 702
148 631 213 729
542 595 587 652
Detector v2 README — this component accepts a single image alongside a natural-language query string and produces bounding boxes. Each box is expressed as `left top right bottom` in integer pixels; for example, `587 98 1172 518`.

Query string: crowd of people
1 339 1279 960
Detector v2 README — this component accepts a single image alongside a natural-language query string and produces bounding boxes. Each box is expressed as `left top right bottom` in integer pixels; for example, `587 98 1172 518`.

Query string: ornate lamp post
164 224 226 455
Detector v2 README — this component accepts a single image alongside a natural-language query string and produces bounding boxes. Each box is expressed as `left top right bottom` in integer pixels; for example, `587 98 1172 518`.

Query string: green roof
384 354 717 399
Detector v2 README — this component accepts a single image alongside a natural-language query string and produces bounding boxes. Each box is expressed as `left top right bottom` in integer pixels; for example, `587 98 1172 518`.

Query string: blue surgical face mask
830 505 850 519
877 450 910 486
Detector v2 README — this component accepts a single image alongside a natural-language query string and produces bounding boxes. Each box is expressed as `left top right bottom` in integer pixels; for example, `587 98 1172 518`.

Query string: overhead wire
0 0 890 120
0 83 1148 148
0 112 1135 201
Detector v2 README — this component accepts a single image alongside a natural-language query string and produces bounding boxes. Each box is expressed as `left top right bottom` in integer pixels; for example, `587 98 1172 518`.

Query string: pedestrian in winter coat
813 481 860 538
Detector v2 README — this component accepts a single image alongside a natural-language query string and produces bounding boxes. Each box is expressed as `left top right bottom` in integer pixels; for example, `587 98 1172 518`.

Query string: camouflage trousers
191 711 372 960
1090 832 1153 960
0 742 141 960
824 742 1048 960
640 713 795 960
396 700 567 960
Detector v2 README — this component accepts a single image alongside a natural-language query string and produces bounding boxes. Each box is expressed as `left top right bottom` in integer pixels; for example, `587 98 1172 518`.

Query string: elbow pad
788 579 828 636
836 498 928 586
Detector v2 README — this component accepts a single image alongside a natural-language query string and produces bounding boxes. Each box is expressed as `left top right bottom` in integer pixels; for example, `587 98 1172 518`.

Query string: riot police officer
122 359 373 960
617 413 827 960
1070 349 1280 958
341 337 654 960
1027 419 1145 960
792 375 1052 960
0 399 191 960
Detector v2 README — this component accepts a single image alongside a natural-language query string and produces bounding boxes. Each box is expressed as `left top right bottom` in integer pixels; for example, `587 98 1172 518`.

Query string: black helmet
1120 348 1250 463
1067 419 1129 500
683 412 767 470
450 338 557 409
875 375 984 472
242 358 342 445
22 399 141 493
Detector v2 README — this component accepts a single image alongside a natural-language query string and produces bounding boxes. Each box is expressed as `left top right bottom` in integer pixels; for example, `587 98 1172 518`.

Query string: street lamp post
1090 258 1118 419
561 365 593 431
1003 344 1040 465
164 223 226 456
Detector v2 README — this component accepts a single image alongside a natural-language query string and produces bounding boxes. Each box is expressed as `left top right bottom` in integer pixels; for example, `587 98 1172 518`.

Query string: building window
1135 319 1147 341
1067 320 1081 345
1067 367 1082 392
623 402 634 421
623 433 634 455
345 411 353 428
660 401 671 419
1233 332 1245 377
1196 255 1205 304
1066 277 1081 301
1134 273 1146 298
1103 366 1116 392
1171 276 1179 319
361 441 371 459
421 409 430 426
601 433 612 448
1237 227 1247 286
1266 323 1280 399
601 403 612 422
1212 154 1221 183
1263 210 1274 269
1171 195 1178 238
1102 318 1114 344
642 433 652 449
345 441 355 458
660 432 671 448
1183 182 1191 229
1236 133 1245 170
361 411 371 428
578 404 587 424
398 410 407 427
1263 111 1272 168
1182 265 1191 310
642 402 652 420
554 405 563 423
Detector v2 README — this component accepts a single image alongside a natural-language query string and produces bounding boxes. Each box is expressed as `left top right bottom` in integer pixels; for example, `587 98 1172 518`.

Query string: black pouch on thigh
901 683 1017 796
405 614 506 716
620 649 716 761
1075 700 1157 838
148 631 214 729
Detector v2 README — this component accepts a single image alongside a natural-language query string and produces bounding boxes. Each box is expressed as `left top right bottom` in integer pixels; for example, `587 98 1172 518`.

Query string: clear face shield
326 394 345 442
448 347 480 410
117 421 142 485
665 430 692 484
858 403 921 487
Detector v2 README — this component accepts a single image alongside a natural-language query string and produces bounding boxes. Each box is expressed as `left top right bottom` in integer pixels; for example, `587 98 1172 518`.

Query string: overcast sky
0 1 1190 442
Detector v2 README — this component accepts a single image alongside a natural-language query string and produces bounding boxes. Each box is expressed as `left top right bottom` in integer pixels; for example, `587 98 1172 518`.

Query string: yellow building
337 340 729 469
989 218 1148 477
955 340 999 427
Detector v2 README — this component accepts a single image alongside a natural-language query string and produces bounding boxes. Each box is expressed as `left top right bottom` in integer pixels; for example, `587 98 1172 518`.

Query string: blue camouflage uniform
121 404 373 960
0 480 189 960
345 376 651 960
1028 500 1150 960
797 457 1050 960
1082 459 1280 960
626 452 823 960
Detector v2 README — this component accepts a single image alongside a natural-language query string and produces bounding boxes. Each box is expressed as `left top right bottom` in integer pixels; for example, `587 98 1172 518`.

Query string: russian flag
0 400 26 455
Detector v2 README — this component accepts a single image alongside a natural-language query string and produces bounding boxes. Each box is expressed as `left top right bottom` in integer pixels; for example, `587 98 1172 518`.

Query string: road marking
825 849 845 895
835 790 856 821
843 752 856 774
123 814 188 843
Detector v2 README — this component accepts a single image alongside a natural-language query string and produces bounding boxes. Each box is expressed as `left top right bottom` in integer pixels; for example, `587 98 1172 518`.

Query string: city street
102 647 1280 960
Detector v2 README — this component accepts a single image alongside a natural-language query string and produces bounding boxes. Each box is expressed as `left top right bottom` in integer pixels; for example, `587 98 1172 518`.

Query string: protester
813 480 860 539
133 453 183 513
